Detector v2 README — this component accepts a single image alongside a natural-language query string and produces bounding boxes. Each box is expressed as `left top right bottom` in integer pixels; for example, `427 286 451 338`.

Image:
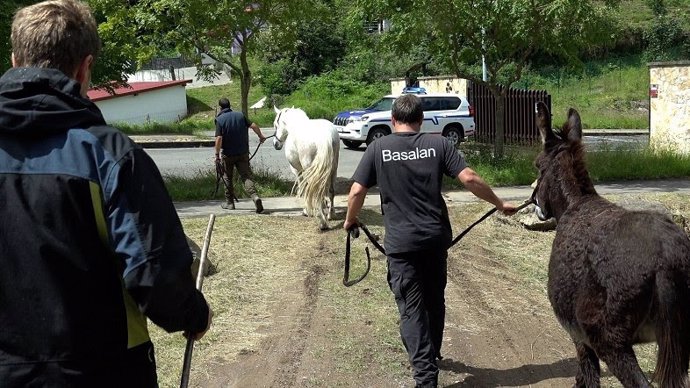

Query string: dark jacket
0 68 209 387
215 108 252 156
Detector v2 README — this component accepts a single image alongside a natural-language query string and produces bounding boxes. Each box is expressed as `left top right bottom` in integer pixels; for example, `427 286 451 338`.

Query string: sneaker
254 198 263 213
221 201 235 210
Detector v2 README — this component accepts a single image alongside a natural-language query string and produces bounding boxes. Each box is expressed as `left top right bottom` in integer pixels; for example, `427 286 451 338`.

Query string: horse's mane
284 107 310 122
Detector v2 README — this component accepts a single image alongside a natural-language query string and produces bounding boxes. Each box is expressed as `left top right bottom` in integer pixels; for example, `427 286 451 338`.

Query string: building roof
87 80 192 102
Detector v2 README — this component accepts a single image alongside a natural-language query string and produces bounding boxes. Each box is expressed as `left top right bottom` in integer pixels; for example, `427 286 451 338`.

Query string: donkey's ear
566 108 582 141
274 105 281 114
535 102 555 145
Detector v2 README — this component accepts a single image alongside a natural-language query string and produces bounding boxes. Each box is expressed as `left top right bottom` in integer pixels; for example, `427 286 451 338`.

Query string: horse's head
273 106 287 150
533 101 594 221
272 106 310 150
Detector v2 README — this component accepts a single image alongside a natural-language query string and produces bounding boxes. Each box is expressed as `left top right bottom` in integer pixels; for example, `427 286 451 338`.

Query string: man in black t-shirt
214 97 266 212
344 94 517 388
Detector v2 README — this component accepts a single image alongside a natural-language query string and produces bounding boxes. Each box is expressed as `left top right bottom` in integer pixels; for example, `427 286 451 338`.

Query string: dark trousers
1 341 158 388
387 249 447 386
222 153 258 201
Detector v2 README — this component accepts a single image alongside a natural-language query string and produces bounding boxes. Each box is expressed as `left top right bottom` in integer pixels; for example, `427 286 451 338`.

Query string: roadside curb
135 140 214 149
133 129 648 149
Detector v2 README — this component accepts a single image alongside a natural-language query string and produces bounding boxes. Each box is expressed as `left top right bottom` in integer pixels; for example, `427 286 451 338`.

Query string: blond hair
11 0 100 76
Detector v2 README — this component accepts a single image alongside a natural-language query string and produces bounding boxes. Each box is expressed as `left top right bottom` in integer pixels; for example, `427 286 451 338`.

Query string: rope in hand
212 134 276 198
343 190 537 287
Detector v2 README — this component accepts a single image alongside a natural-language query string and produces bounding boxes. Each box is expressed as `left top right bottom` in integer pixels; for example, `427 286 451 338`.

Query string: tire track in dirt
439 245 577 387
269 263 324 387
197 243 326 388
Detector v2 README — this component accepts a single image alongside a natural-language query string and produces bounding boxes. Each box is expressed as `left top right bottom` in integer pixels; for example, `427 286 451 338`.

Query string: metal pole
482 27 488 82
180 213 216 388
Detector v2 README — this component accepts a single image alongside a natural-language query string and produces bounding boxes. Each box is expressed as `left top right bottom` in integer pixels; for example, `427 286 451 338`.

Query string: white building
87 80 191 125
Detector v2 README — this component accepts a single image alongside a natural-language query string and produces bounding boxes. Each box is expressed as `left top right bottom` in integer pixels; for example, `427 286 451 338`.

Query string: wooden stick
180 213 216 388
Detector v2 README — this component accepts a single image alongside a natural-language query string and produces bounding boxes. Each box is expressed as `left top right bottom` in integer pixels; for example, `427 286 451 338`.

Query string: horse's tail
297 135 337 219
653 270 690 388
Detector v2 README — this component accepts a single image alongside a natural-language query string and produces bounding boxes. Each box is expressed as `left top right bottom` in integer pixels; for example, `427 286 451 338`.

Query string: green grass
163 165 293 202
162 142 690 202
515 55 651 129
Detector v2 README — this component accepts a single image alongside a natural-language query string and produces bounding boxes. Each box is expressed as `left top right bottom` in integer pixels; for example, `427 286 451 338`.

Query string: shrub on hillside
285 70 388 120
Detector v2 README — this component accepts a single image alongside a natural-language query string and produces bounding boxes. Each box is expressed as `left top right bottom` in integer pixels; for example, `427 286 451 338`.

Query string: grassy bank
164 144 690 202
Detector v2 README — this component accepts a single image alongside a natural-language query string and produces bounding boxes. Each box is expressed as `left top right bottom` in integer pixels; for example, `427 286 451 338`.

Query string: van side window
422 98 442 111
440 97 461 110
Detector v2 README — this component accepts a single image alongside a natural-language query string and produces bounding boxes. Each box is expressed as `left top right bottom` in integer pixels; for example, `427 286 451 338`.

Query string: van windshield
366 97 395 111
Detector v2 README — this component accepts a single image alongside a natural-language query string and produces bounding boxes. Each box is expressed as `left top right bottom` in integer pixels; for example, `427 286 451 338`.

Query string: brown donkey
533 101 690 388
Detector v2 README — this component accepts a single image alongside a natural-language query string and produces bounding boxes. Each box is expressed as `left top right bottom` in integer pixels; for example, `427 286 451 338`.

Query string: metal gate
468 82 551 145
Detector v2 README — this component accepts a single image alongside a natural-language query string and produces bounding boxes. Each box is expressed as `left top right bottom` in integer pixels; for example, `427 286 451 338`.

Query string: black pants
222 153 258 201
387 249 447 386
0 341 158 388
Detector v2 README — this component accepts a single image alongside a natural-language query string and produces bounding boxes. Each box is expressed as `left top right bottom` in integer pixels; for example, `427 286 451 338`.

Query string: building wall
390 75 469 97
128 65 231 89
649 61 690 153
94 86 188 125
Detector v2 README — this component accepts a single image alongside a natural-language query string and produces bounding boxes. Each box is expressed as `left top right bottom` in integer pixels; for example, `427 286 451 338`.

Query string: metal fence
468 81 551 146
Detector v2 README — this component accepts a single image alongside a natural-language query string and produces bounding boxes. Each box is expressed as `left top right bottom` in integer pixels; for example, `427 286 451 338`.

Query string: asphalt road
146 131 650 179
146 128 366 179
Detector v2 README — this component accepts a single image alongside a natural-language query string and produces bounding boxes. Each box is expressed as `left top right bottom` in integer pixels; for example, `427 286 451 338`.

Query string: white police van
334 93 475 149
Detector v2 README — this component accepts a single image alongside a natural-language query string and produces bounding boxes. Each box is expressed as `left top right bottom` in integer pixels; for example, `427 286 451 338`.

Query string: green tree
126 0 309 116
1 0 38 75
643 0 683 61
2 0 143 88
255 1 346 96
356 0 620 156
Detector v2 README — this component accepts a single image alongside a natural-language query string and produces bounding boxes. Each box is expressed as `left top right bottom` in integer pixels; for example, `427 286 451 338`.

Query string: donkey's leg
597 346 651 388
573 341 600 388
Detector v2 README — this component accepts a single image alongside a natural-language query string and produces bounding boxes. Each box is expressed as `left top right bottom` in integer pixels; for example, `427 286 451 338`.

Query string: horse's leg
573 341 600 388
288 165 307 216
327 175 335 220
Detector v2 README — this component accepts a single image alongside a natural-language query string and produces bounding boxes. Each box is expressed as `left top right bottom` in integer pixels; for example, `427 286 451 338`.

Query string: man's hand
343 218 358 231
498 202 518 216
259 135 266 144
184 306 213 341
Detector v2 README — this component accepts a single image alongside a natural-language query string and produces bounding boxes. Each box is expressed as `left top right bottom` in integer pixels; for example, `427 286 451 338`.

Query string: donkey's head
533 102 595 221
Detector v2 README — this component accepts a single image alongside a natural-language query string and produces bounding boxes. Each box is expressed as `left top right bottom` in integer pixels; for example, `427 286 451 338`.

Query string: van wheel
367 127 390 145
443 126 464 147
342 140 363 149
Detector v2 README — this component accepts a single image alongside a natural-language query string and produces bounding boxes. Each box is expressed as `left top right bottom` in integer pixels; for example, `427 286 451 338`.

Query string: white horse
273 106 339 230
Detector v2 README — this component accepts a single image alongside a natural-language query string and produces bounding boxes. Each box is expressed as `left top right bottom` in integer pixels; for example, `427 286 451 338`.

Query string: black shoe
221 201 235 210
254 198 263 213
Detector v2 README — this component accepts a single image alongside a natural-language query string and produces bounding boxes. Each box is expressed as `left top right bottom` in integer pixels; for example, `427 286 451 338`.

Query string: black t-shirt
215 109 252 156
352 132 467 254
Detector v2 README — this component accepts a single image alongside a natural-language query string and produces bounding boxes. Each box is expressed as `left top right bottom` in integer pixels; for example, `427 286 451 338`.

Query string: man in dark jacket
0 1 211 386
214 97 267 212
344 94 517 388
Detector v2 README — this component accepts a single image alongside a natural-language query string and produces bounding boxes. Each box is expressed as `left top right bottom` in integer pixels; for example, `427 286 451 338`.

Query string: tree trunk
490 88 506 158
239 48 251 117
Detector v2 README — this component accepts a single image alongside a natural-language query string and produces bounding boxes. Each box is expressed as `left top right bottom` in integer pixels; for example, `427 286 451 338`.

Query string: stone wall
649 61 690 153
390 75 468 97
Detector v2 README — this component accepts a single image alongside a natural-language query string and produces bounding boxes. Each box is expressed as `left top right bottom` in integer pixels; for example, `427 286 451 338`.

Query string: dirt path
160 193 690 388
439 244 576 387
191 215 584 388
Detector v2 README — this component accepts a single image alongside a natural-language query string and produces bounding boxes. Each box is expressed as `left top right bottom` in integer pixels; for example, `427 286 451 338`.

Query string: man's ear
74 55 94 97
74 55 94 84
